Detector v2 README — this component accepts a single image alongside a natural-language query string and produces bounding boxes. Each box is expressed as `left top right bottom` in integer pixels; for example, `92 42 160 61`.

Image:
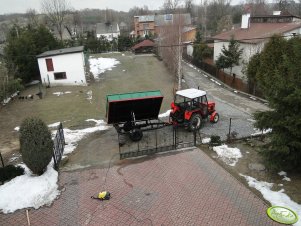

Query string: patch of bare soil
200 137 301 204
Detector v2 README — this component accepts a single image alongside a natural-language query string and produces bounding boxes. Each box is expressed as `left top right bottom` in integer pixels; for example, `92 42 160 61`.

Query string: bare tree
158 14 185 90
163 0 180 13
246 0 268 15
26 9 39 27
41 0 71 41
72 11 82 36
206 0 232 35
185 0 194 14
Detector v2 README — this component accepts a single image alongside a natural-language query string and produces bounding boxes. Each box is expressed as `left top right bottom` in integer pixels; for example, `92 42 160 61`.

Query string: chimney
241 13 250 29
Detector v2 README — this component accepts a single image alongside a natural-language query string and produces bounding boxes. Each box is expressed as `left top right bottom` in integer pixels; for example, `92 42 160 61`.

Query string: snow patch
89 57 120 79
159 110 171 118
53 91 71 96
202 138 211 144
62 119 110 155
53 92 64 96
14 127 20 131
213 145 242 166
87 90 93 103
0 162 59 213
279 171 291 182
240 174 301 226
251 128 272 136
48 122 61 128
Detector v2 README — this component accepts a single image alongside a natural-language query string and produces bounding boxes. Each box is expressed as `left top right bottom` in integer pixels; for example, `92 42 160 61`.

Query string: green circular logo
267 206 298 224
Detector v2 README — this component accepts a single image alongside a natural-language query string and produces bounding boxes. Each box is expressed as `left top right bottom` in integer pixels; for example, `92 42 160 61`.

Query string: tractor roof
176 88 206 99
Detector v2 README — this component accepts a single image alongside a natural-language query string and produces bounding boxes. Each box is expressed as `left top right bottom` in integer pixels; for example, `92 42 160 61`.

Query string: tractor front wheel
188 114 202 131
211 113 219 123
129 129 143 142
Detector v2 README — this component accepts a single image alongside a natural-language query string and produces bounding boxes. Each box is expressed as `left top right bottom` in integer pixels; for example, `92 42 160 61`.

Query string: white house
212 13 301 81
96 22 120 41
37 46 87 86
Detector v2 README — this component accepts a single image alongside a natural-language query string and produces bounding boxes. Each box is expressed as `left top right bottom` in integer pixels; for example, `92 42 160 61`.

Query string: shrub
0 165 24 184
226 131 238 142
210 135 221 146
19 117 53 175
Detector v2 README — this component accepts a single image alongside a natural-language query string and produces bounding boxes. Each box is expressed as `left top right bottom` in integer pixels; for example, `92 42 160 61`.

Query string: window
165 14 173 21
54 72 66 80
143 23 149 29
45 58 54 71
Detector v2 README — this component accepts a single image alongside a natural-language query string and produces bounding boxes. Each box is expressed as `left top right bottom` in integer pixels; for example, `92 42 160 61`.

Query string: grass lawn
0 52 176 156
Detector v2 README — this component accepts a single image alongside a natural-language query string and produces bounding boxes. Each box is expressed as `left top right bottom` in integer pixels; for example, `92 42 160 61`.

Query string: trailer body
106 90 163 124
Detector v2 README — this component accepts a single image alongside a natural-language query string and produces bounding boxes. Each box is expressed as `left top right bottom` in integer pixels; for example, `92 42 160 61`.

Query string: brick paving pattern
0 149 281 225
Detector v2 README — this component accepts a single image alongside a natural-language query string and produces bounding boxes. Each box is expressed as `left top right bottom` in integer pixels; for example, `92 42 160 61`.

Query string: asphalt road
182 61 270 140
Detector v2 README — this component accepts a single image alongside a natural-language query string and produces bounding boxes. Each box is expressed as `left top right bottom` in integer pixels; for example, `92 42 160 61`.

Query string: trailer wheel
189 114 202 131
129 129 143 142
123 121 133 132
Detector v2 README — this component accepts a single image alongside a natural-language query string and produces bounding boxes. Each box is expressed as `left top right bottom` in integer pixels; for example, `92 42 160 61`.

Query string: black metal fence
53 123 65 170
118 125 201 159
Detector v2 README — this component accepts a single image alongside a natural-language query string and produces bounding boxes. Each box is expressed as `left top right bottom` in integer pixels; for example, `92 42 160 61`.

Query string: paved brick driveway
0 148 280 225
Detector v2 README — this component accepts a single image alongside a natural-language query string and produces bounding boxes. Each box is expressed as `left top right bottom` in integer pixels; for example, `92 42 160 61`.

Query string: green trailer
106 90 169 141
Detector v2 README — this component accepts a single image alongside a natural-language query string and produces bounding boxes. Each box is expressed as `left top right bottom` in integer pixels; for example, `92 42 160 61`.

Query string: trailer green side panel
106 90 163 124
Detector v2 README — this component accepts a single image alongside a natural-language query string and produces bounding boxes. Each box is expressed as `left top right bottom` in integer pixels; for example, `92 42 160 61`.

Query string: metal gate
119 125 200 159
53 123 65 170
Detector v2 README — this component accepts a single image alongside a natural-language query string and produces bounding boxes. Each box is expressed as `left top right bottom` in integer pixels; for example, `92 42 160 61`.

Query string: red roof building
132 39 155 54
212 13 301 81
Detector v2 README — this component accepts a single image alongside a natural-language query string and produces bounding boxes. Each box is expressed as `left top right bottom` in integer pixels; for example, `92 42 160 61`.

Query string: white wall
214 41 265 81
213 26 301 81
284 28 301 38
96 32 120 41
187 44 193 56
38 52 86 86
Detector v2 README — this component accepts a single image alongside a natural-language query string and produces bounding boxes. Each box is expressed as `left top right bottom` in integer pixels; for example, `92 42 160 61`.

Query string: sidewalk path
1 148 280 225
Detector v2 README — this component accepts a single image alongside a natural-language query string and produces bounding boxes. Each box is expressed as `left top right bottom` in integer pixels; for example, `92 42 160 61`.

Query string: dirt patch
200 137 301 204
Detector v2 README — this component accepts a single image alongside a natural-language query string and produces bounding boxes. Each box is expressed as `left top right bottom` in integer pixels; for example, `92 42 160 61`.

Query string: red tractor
170 88 219 131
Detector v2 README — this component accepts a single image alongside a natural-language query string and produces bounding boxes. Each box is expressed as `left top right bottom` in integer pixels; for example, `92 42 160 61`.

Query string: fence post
0 152 4 168
53 150 57 170
194 130 196 146
155 129 158 151
228 118 232 141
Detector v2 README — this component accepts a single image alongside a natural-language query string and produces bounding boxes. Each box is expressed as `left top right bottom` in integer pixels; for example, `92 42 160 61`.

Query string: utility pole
204 0 207 41
177 12 182 91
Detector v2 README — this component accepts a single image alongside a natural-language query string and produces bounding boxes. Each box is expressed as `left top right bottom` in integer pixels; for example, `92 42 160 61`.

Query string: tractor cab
170 88 219 131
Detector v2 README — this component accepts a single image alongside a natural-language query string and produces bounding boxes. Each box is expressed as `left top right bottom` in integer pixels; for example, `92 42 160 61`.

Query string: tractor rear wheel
129 129 143 141
189 114 202 131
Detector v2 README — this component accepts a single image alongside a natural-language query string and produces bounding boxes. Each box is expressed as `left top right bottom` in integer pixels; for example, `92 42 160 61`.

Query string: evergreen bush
210 135 221 146
0 165 24 184
19 117 53 175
